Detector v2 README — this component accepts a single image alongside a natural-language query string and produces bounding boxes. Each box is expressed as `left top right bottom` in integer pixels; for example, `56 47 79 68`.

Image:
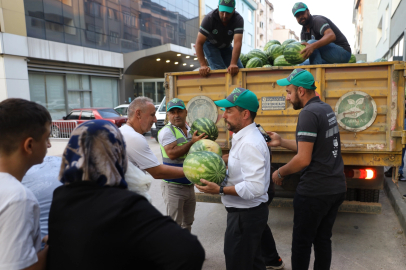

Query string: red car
51 108 128 138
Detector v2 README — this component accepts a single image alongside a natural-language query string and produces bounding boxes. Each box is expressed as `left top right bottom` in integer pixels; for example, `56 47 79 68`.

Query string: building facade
254 0 274 50
272 23 299 44
389 0 405 60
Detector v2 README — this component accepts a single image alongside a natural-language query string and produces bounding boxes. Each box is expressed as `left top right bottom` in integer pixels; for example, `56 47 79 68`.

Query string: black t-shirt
295 96 346 196
47 181 205 270
199 9 244 49
301 15 351 53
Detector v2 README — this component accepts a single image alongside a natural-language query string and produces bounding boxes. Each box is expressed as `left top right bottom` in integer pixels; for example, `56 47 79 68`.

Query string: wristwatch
219 186 225 196
277 169 283 179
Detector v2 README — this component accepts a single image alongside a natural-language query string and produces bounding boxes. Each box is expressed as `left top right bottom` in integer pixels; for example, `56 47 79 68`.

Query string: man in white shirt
196 88 283 270
120 97 185 183
0 98 52 270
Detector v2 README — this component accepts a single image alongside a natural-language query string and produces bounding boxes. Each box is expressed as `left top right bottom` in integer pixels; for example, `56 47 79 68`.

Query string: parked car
51 108 127 138
114 104 129 116
151 96 166 141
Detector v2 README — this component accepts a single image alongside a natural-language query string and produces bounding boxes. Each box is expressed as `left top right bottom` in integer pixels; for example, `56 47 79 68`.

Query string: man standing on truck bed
293 2 351 65
195 0 244 77
268 69 346 269
158 98 206 232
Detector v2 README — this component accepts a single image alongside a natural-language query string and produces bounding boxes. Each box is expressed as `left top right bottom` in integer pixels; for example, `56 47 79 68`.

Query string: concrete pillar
0 55 30 101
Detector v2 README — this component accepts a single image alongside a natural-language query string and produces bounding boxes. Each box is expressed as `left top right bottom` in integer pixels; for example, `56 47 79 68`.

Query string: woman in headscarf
47 120 204 270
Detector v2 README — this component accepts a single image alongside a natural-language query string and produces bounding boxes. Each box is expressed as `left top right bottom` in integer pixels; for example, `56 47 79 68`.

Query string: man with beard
293 2 351 65
195 0 244 77
157 98 206 232
196 88 284 270
268 69 346 269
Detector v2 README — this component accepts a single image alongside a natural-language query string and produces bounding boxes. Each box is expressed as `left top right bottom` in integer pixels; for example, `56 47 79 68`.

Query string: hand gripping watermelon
183 151 226 186
246 49 269 65
348 54 356 63
240 53 249 67
281 39 296 49
265 44 284 64
190 117 218 141
263 40 281 51
246 57 263 68
283 42 307 65
273 55 291 66
189 139 222 157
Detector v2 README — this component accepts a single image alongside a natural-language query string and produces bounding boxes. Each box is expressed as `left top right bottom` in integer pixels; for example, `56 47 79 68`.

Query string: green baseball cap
292 2 308 16
277 69 316 90
215 88 259 112
218 0 235 13
167 98 186 112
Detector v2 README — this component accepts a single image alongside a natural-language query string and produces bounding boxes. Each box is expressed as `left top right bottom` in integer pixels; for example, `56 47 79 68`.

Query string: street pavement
49 136 406 270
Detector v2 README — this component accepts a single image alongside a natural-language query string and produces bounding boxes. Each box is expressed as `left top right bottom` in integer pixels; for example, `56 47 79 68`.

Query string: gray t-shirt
295 97 346 196
158 124 192 147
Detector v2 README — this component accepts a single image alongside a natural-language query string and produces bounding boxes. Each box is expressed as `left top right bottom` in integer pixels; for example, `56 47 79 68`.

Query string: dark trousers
224 203 268 270
291 192 345 270
261 192 280 265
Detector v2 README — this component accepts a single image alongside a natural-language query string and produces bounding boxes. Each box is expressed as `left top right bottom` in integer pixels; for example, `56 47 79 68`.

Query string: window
260 22 264 28
80 111 95 120
247 33 252 46
205 5 213 14
385 6 389 40
377 17 382 44
115 107 128 116
98 109 120 118
92 77 118 108
392 36 404 57
66 111 81 120
260 34 263 41
247 9 252 23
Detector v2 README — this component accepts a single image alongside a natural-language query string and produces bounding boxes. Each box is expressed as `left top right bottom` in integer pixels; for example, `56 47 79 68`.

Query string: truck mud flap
195 193 382 214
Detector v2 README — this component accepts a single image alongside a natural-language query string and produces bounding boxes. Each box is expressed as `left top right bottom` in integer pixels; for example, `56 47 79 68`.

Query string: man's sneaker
266 257 285 269
400 174 406 181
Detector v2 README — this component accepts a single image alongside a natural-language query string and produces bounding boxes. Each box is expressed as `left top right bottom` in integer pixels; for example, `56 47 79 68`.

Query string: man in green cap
158 98 206 232
292 2 351 65
195 0 244 77
268 69 346 269
196 88 284 270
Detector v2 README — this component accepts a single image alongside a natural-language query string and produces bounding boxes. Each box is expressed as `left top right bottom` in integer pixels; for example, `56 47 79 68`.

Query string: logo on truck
335 91 377 132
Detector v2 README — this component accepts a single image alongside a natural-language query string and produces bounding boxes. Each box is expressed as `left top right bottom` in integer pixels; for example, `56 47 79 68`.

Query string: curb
384 177 406 234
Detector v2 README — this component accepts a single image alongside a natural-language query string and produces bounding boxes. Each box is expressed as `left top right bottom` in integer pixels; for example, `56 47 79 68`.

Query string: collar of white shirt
232 122 257 143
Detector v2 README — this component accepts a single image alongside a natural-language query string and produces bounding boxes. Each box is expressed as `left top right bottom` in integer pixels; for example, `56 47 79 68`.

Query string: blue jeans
299 40 351 65
203 41 243 70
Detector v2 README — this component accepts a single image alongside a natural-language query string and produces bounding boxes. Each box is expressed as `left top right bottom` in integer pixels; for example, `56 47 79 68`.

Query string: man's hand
300 42 315 59
42 235 48 245
222 153 229 165
272 170 283 186
266 132 281 147
227 64 239 76
191 130 208 143
199 65 211 77
195 179 220 194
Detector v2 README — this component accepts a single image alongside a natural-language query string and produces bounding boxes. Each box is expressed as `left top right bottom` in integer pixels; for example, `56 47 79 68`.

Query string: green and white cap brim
219 5 234 13
276 68 317 90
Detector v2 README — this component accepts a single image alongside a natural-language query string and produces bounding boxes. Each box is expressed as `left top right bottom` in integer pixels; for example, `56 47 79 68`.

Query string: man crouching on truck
268 69 346 270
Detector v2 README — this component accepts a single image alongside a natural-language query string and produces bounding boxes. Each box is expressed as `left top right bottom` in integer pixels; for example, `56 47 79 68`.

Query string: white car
151 96 166 141
114 104 129 116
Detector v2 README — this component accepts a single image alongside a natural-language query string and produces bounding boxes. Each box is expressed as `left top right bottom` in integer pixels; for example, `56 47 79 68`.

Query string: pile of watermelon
184 118 226 186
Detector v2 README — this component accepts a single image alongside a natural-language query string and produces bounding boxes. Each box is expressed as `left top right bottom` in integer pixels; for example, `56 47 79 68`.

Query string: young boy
0 98 52 270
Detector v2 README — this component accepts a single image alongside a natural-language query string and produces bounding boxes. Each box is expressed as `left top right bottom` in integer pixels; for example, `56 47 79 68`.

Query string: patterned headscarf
59 120 128 188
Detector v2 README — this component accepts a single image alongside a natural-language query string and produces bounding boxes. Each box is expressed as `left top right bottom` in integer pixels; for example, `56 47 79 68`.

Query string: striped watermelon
190 117 218 141
284 42 307 65
240 53 249 67
189 139 222 157
247 49 269 65
263 64 272 68
183 151 226 186
281 39 296 49
273 55 291 66
374 58 387 62
246 57 263 68
348 54 356 63
265 44 284 63
264 40 281 51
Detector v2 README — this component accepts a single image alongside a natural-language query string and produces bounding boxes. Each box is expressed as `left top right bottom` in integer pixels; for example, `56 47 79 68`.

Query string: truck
164 61 406 214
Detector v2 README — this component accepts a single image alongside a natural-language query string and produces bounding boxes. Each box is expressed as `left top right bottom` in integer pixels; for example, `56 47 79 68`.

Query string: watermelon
284 42 307 65
190 117 218 141
240 53 249 67
348 54 356 63
265 44 284 63
189 139 222 157
263 64 272 68
246 57 263 68
247 49 269 65
273 55 291 66
183 151 226 186
356 60 366 63
264 40 281 51
374 58 387 62
281 39 296 49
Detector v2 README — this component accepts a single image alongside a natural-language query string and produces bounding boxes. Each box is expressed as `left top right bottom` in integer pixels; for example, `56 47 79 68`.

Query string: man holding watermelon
195 0 244 77
196 88 284 270
292 2 351 65
269 69 346 269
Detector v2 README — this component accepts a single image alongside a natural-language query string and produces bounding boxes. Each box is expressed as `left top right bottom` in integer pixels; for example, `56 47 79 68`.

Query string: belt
225 202 266 213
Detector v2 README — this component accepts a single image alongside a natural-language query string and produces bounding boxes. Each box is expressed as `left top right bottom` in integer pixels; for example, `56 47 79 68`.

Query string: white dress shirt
221 122 271 208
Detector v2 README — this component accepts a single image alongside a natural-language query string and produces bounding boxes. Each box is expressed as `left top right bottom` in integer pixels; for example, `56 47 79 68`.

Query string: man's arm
146 164 184 179
266 131 297 152
195 33 210 77
164 131 207 160
228 34 243 76
300 28 336 59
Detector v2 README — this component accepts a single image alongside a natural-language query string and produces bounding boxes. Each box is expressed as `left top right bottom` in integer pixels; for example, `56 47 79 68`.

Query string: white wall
360 0 378 61
376 0 391 59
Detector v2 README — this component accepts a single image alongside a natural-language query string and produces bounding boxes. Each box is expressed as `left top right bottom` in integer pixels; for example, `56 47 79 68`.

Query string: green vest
158 124 189 165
